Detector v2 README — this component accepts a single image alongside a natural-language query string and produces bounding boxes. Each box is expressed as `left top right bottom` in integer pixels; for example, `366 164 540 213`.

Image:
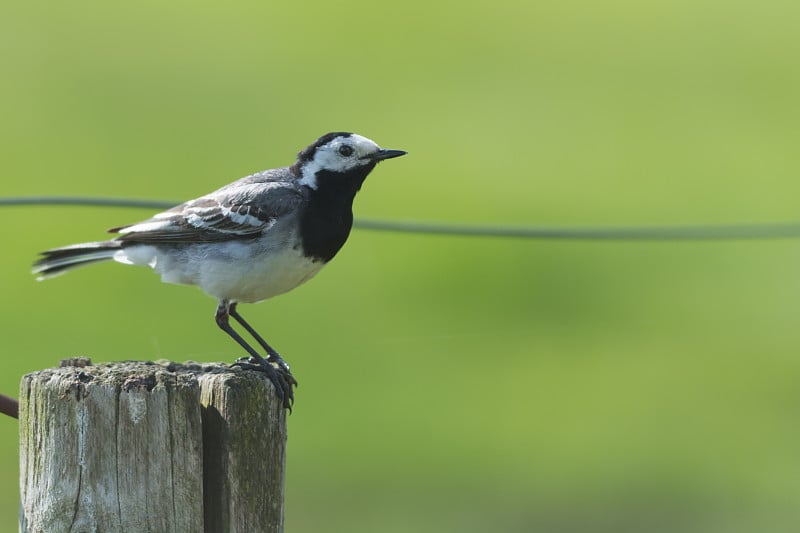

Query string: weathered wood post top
19 358 287 533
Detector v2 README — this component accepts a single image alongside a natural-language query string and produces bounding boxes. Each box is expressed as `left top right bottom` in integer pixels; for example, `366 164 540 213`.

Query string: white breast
197 240 325 303
115 233 326 304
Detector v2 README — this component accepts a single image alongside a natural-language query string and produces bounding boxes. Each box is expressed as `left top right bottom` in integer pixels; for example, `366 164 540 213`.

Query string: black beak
363 149 407 161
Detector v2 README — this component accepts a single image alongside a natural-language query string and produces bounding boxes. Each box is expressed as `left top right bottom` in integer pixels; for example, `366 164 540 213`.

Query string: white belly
115 235 326 303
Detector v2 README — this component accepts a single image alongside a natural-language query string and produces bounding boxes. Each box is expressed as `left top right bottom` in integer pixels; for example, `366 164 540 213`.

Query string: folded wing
110 182 305 244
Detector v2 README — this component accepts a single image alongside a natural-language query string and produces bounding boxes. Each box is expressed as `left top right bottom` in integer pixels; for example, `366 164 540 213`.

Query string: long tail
33 241 123 280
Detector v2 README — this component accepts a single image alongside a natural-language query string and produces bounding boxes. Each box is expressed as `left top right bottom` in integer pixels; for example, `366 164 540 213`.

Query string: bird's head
292 132 406 190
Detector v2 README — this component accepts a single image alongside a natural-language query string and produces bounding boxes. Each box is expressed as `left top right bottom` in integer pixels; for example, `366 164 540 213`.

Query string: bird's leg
215 300 294 408
228 302 295 381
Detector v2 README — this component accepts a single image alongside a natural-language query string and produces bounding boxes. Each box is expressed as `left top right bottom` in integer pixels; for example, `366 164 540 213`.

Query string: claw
232 357 296 410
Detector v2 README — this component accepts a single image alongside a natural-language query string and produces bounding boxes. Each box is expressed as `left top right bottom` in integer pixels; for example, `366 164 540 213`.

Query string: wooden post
19 359 287 533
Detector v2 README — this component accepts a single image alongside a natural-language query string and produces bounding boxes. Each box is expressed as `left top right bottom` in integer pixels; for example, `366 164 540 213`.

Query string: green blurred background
3 0 800 531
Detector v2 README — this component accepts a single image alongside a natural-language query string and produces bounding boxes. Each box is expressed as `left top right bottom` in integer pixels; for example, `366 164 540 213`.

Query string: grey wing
110 181 306 244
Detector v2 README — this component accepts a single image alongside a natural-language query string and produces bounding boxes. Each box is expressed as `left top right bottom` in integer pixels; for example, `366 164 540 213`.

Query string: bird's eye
338 145 354 157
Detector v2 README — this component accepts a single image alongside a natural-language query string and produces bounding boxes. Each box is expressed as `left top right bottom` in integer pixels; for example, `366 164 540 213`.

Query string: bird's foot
266 352 294 379
233 356 296 410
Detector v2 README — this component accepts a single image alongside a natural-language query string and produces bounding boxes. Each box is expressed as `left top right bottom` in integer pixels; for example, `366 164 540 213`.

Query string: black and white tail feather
33 241 122 279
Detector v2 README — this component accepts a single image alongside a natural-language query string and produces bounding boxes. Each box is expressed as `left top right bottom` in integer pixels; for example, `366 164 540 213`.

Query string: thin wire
3 195 800 241
0 196 177 210
354 219 800 241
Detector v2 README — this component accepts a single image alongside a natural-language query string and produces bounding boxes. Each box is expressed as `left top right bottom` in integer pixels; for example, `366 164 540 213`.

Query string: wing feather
109 181 305 244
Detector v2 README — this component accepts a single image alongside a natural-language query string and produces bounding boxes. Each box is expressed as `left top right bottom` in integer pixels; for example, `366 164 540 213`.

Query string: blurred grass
3 0 800 531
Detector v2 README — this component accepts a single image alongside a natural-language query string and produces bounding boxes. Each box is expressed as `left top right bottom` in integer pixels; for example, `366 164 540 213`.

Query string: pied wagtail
33 132 407 408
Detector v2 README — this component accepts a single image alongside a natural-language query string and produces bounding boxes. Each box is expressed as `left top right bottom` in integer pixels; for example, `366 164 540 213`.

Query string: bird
33 132 407 408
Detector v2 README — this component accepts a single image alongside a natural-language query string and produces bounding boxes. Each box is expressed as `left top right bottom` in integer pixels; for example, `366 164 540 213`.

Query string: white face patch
298 134 382 189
